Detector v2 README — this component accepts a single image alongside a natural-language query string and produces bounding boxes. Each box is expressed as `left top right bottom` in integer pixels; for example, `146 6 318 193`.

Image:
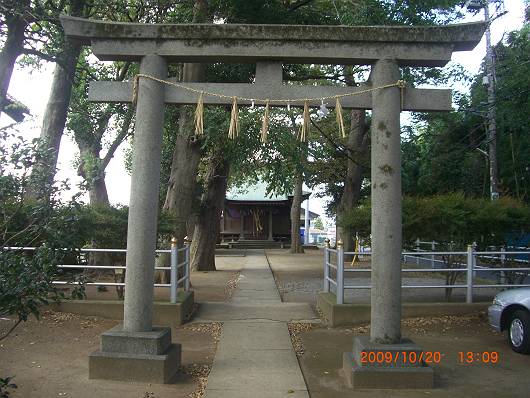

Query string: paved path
201 250 316 398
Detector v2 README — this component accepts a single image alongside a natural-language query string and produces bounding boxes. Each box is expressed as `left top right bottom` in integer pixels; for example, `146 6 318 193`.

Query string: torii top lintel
60 16 485 67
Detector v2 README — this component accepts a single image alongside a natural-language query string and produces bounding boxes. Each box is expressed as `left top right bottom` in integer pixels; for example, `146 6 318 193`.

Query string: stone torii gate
61 16 484 386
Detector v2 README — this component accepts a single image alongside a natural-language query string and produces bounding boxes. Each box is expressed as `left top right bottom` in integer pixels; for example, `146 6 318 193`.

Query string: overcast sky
0 1 527 228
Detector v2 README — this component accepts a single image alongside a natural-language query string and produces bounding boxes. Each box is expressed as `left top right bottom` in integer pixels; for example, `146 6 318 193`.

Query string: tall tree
290 171 305 253
162 0 210 247
336 110 368 253
190 153 230 271
0 0 31 118
67 58 134 206
25 0 86 200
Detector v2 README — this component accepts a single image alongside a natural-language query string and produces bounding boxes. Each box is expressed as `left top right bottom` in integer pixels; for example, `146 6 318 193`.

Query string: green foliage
468 24 530 199
0 131 85 248
313 216 325 230
0 131 86 340
402 110 487 197
0 248 64 321
342 193 530 249
77 204 176 248
408 22 530 202
78 204 129 248
0 376 17 398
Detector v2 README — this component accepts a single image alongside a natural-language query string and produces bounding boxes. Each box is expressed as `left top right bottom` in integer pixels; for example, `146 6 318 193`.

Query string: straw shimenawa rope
131 73 406 105
130 74 407 141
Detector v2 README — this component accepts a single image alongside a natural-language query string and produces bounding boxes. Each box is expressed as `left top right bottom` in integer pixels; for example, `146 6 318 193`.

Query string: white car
488 287 530 354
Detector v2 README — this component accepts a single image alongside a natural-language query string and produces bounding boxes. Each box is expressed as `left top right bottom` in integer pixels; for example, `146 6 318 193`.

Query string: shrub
342 193 530 249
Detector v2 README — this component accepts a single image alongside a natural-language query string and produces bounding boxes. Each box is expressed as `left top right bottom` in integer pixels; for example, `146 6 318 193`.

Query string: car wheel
507 310 530 354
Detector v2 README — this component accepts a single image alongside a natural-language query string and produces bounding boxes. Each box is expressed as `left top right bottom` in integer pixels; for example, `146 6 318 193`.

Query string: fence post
466 244 474 303
500 246 506 285
170 237 178 304
472 242 478 277
337 239 344 304
184 236 191 292
415 238 420 266
431 240 436 269
323 238 330 292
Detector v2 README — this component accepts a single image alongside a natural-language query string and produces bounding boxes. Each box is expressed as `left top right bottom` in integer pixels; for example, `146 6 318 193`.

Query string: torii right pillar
371 59 403 344
343 59 434 389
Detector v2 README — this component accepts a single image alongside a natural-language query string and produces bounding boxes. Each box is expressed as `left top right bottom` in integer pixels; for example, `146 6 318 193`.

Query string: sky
0 1 527 229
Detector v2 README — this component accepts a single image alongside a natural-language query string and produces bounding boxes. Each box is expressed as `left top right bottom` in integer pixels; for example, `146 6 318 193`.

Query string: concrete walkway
200 250 316 398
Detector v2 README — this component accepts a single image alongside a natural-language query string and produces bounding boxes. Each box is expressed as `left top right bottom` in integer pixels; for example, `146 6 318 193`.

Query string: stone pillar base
89 325 181 384
343 336 434 389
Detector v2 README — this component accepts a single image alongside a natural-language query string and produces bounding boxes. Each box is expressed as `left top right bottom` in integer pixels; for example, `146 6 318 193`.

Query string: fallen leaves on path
224 272 241 300
288 322 319 357
181 322 223 398
342 313 488 335
402 312 488 335
182 322 222 343
181 364 211 398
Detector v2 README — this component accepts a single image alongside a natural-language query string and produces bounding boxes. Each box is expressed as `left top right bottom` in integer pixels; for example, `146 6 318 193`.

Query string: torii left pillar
89 55 181 383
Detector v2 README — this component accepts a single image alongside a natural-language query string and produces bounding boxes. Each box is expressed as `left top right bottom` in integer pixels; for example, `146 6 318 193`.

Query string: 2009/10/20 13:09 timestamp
359 351 500 365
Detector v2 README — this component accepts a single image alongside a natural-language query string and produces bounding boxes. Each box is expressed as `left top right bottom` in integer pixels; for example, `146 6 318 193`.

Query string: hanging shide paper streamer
194 92 204 136
335 98 346 138
228 96 239 139
298 100 310 142
261 100 270 143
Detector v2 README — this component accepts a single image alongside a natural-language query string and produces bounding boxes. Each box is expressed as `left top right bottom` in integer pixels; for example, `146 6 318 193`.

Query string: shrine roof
226 182 309 203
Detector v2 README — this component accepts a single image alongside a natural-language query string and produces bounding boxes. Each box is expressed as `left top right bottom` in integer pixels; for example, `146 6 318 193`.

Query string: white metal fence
2 242 190 304
323 242 530 304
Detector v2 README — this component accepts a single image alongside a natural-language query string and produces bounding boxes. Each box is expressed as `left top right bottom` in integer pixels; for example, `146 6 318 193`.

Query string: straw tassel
298 100 310 142
335 98 346 138
228 96 239 139
396 79 406 110
260 100 270 143
132 75 140 107
194 92 204 136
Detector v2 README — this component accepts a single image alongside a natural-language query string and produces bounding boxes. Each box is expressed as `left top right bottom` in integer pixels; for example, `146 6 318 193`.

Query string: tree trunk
190 156 229 271
0 0 30 117
25 0 84 199
156 64 204 282
77 143 114 286
157 0 210 282
290 172 305 254
336 110 368 258
163 0 209 246
163 117 203 244
89 176 110 205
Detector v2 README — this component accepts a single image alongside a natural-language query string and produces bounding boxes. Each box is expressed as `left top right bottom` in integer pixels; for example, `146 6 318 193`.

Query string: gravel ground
294 312 530 398
266 249 499 304
180 322 222 398
0 312 219 398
